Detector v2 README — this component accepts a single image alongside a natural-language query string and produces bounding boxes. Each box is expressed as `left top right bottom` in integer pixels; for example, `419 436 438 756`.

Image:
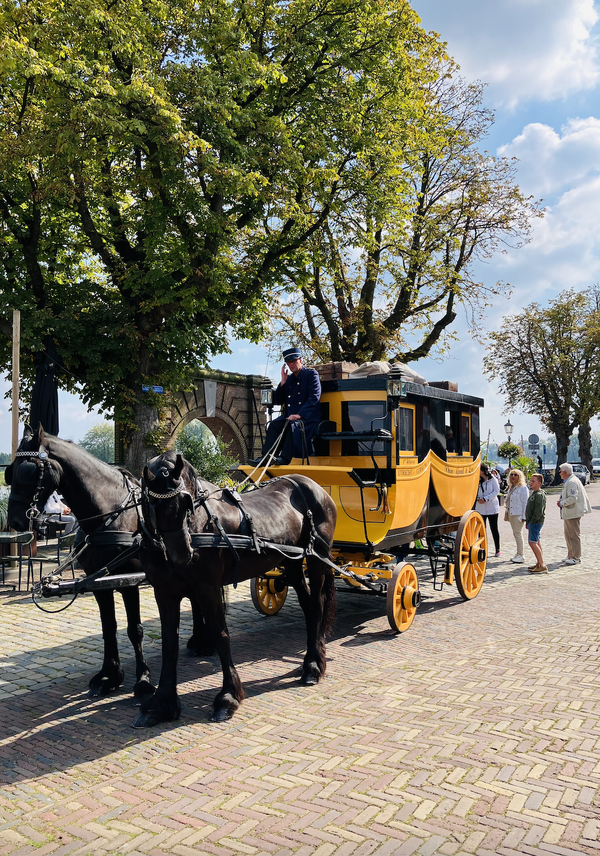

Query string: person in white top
476 463 501 557
504 469 529 563
44 491 78 535
557 463 592 564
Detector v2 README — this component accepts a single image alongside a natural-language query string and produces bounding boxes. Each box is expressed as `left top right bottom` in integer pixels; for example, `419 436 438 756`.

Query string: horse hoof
210 692 240 722
132 710 160 728
186 644 216 658
300 671 319 686
187 636 216 658
88 673 124 697
132 705 180 728
210 706 236 723
133 679 155 705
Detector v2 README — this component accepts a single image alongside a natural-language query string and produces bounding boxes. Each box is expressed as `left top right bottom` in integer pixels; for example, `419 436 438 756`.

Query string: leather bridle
10 447 53 530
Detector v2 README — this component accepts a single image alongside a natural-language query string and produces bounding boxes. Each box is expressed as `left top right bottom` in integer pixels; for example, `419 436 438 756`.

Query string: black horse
135 451 337 726
6 424 157 700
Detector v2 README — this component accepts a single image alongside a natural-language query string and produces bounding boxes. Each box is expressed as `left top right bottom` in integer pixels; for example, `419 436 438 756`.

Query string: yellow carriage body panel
241 374 484 553
430 453 480 518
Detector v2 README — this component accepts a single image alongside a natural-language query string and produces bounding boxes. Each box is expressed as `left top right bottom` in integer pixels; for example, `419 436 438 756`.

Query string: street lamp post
504 419 515 468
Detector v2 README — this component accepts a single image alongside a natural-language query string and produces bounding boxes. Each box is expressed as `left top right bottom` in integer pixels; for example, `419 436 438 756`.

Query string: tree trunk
553 432 570 484
124 395 162 476
122 342 164 476
578 419 593 474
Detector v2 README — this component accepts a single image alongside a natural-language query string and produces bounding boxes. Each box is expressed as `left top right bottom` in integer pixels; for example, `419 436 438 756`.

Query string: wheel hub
469 545 485 563
401 585 421 610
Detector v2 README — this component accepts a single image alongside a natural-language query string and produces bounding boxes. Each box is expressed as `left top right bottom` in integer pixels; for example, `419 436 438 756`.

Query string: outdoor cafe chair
0 531 35 591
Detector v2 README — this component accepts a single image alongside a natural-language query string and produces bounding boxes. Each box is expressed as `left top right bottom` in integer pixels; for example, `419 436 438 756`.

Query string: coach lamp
387 370 406 408
260 388 274 407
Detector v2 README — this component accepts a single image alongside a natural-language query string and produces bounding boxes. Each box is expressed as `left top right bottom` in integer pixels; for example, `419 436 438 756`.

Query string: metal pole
11 309 20 458
10 310 20 559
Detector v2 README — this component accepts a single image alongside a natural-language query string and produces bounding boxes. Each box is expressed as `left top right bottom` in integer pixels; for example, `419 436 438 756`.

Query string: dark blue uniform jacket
273 367 322 457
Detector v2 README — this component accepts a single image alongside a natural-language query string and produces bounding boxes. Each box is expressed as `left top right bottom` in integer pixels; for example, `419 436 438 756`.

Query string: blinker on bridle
12 446 50 529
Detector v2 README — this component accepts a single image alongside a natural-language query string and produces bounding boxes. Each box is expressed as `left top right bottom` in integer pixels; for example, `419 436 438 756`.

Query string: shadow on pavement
0 567 508 784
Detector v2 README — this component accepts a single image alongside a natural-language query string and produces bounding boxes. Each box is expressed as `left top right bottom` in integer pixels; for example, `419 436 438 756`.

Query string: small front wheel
250 575 288 616
386 562 421 633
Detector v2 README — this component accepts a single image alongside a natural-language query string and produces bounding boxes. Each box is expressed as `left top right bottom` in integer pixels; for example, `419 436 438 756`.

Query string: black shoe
271 456 289 466
247 458 262 465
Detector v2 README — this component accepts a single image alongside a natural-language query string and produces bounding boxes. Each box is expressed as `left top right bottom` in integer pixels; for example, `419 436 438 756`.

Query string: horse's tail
321 565 337 638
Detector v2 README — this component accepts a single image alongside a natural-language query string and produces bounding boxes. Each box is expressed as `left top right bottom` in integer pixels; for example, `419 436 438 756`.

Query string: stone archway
165 369 271 462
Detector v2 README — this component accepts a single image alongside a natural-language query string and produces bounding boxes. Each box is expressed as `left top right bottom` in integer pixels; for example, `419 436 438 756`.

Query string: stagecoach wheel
386 562 421 633
454 510 487 601
250 576 288 616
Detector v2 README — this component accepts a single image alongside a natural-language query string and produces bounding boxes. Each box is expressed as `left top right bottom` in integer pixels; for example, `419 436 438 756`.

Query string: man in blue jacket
250 346 321 465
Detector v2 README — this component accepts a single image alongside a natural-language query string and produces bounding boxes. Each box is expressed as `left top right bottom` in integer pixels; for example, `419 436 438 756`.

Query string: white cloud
413 0 600 107
489 118 600 302
498 117 600 196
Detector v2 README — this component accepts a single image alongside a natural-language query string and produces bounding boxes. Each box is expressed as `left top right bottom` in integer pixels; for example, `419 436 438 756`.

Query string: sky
2 0 600 456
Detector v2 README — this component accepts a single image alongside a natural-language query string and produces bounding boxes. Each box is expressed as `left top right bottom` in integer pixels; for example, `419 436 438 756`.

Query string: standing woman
505 469 529 563
477 464 501 557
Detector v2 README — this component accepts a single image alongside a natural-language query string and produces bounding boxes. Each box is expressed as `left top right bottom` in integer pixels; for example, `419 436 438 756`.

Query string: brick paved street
1 483 599 856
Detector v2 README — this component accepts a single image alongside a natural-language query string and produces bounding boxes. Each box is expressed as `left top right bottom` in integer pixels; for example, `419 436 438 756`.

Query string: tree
78 422 115 463
267 68 542 364
0 0 444 473
511 454 538 480
497 441 521 466
175 423 237 485
483 288 600 480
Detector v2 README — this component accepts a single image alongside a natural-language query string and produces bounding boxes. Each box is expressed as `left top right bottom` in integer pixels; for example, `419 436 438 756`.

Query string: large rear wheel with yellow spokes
250 574 288 615
454 510 487 600
386 562 421 633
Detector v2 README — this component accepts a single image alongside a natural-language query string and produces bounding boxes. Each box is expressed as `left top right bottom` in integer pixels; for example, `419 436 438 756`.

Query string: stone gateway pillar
115 369 272 466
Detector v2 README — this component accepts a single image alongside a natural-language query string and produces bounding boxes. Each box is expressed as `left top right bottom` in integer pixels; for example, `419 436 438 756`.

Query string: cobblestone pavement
1 484 599 855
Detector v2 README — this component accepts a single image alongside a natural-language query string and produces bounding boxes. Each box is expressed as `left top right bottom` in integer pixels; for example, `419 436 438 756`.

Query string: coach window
445 410 458 455
460 413 471 455
397 405 415 456
341 401 388 455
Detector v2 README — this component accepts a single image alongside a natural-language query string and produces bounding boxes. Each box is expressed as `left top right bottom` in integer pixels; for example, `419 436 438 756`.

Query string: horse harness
12 445 144 602
143 475 339 585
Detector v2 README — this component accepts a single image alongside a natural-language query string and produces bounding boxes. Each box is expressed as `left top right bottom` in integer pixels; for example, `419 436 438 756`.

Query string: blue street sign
141 385 164 393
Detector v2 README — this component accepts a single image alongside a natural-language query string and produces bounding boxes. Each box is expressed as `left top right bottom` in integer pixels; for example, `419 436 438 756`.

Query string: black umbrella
29 337 59 435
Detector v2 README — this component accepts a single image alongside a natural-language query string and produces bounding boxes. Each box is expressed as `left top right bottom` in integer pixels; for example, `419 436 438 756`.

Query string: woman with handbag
477 463 501 557
504 469 529 563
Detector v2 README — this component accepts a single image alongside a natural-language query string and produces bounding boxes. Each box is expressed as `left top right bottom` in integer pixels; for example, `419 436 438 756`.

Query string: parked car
569 462 591 485
591 458 600 475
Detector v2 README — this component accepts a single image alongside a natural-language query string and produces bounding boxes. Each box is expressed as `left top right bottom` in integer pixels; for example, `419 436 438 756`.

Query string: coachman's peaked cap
283 346 302 361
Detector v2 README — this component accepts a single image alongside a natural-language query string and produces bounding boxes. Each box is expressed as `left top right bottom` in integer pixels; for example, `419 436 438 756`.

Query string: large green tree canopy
267 69 543 365
0 0 443 469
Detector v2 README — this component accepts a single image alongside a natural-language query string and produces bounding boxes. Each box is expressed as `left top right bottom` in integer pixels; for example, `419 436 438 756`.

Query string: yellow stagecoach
240 364 486 633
